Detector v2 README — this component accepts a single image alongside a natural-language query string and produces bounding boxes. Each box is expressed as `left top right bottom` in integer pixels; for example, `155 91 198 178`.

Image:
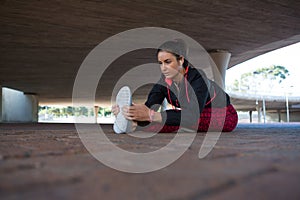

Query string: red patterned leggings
141 104 238 133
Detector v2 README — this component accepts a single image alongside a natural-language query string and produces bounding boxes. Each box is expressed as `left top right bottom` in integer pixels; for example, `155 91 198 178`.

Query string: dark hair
156 39 189 68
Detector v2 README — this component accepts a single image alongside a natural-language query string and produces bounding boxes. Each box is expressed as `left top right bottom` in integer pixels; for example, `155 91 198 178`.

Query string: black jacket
140 66 231 127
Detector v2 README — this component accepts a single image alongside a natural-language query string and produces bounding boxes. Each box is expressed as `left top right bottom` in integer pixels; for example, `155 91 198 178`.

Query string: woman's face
157 51 183 80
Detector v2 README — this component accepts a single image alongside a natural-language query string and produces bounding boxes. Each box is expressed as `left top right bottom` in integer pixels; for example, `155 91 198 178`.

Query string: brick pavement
0 123 300 200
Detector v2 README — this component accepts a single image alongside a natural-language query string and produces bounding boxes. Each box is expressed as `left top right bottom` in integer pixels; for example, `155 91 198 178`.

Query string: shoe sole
113 86 132 134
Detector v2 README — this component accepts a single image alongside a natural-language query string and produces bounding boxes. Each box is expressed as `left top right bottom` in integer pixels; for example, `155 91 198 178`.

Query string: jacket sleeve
144 81 166 111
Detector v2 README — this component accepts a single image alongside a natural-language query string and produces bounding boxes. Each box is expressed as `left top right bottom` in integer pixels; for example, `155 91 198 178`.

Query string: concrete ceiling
0 0 300 106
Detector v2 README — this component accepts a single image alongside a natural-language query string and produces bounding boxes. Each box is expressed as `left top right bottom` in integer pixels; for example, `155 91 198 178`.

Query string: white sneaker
113 86 133 134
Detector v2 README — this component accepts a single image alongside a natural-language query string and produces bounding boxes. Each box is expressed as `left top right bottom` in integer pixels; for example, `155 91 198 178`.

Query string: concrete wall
0 86 2 122
1 87 38 122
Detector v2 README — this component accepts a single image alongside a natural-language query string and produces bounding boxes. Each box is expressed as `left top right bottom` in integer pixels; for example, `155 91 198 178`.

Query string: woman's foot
113 86 133 133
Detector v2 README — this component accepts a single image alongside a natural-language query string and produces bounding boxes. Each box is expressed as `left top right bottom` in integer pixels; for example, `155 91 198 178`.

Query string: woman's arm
122 103 163 123
122 80 166 124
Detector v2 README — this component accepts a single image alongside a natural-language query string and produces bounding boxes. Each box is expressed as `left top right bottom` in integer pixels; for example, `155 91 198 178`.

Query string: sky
226 42 300 96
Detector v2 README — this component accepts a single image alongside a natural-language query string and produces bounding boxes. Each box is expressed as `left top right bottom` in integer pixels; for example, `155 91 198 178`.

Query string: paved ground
0 123 300 200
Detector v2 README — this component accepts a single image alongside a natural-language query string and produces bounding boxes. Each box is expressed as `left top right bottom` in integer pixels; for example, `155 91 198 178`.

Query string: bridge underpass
0 0 300 122
0 1 300 199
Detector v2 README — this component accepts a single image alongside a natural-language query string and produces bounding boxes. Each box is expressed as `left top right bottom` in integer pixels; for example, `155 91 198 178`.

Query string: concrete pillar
94 106 99 123
209 50 231 89
2 87 38 122
25 93 39 122
277 110 281 122
256 106 262 123
0 86 2 122
249 110 253 123
262 98 266 123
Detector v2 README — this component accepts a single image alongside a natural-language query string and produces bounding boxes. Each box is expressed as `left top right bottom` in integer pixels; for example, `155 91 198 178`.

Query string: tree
252 65 289 84
66 106 74 116
228 65 289 94
50 108 61 117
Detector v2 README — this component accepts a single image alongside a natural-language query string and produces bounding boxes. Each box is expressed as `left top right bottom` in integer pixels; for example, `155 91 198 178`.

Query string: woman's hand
122 103 151 121
111 105 120 116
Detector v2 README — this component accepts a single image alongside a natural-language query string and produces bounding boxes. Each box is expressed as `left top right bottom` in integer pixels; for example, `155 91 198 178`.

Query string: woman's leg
222 104 238 132
138 104 238 133
197 104 238 132
138 123 180 133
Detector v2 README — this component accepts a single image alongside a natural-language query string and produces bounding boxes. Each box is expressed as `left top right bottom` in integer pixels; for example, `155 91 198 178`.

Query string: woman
112 39 238 133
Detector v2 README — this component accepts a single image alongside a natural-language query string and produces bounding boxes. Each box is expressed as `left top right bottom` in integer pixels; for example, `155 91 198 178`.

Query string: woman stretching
112 39 238 133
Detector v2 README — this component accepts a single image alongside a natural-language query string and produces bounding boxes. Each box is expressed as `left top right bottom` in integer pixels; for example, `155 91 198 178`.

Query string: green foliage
98 107 112 117
229 65 289 93
252 65 289 83
74 107 89 116
38 106 113 118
